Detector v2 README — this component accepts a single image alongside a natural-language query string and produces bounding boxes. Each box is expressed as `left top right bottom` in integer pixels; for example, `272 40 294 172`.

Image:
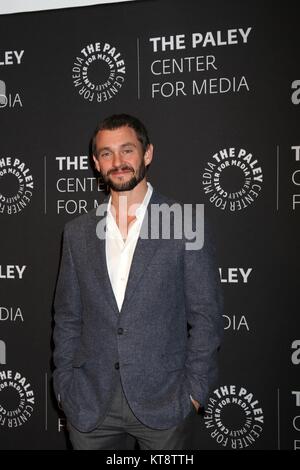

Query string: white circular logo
202 148 263 211
0 157 34 215
204 385 264 449
72 42 126 103
0 370 35 428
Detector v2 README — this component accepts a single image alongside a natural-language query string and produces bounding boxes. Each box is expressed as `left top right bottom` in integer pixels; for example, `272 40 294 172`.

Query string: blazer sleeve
52 223 82 402
183 215 224 408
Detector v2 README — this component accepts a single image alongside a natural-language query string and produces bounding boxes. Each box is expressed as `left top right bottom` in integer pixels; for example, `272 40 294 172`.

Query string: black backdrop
0 0 299 450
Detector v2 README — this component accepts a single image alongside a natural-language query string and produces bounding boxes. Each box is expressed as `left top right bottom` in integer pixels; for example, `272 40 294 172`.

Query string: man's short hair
92 113 150 157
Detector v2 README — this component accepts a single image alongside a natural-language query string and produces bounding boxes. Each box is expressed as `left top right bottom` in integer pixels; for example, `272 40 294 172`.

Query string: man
53 114 224 450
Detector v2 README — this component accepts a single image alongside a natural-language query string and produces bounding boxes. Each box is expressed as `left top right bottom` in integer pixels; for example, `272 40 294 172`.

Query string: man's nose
112 151 123 167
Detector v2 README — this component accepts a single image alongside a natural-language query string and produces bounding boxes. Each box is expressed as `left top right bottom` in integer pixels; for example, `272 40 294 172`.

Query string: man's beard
102 160 146 192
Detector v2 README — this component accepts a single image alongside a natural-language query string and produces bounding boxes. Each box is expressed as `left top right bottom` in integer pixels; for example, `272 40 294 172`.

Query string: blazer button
115 362 120 370
117 328 123 335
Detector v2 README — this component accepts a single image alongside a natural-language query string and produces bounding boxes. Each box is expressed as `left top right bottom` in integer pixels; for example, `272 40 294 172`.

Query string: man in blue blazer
53 114 224 450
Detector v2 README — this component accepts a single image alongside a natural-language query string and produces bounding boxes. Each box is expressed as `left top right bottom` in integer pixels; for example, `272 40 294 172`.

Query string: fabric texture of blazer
53 188 224 432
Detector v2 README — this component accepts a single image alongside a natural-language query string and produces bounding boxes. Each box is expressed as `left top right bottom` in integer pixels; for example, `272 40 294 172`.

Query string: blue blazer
53 188 224 432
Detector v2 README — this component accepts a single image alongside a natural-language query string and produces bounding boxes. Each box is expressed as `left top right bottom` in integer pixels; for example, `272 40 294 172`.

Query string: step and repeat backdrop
0 0 299 450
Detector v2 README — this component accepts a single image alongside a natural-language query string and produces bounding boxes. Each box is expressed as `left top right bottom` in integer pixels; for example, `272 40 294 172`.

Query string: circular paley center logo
72 42 126 103
0 370 35 428
0 157 34 215
204 385 264 449
202 147 263 212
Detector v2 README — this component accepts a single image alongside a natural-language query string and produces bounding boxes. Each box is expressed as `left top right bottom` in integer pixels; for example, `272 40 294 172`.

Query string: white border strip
0 0 136 15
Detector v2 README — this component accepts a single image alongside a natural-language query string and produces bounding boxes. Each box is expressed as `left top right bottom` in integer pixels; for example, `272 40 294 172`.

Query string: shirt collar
107 182 153 221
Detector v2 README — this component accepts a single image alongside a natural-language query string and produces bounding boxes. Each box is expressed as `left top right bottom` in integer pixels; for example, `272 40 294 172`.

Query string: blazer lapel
87 194 120 316
120 190 161 311
86 188 162 316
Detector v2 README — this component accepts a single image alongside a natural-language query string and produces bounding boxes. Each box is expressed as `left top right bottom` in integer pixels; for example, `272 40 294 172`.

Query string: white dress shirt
105 182 153 312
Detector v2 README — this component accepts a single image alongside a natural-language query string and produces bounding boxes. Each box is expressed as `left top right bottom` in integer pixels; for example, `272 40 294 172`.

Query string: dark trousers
67 372 199 450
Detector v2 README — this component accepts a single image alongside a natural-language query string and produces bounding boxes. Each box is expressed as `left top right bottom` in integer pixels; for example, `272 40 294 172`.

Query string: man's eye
123 149 133 154
100 153 110 158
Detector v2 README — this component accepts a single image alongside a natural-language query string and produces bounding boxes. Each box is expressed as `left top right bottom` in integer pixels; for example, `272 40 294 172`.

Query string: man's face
93 126 153 192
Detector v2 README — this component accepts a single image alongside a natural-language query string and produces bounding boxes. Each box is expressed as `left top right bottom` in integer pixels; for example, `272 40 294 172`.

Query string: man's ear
144 144 153 167
93 155 101 173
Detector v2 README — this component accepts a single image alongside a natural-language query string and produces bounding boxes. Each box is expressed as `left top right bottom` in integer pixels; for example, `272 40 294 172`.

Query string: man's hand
191 396 201 412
